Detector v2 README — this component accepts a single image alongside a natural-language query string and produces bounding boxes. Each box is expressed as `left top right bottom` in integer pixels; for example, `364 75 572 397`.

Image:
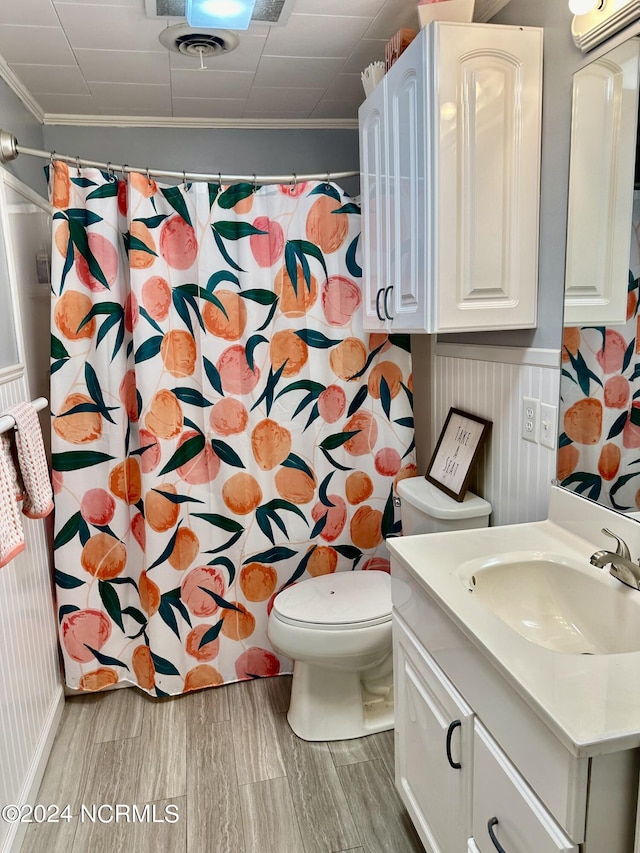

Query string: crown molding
0 56 45 124
572 0 640 53
42 113 359 130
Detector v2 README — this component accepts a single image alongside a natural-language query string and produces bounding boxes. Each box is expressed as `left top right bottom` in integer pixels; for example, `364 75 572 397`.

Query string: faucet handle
602 527 631 560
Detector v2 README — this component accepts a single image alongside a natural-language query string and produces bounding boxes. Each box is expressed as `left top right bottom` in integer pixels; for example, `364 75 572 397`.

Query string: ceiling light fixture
186 0 256 29
568 0 599 14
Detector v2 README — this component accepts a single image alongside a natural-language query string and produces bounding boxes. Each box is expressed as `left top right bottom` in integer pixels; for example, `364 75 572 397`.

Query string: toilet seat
272 571 392 631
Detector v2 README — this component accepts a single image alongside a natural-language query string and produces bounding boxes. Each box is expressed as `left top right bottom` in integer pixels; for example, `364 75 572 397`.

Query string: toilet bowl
268 477 492 742
267 571 393 742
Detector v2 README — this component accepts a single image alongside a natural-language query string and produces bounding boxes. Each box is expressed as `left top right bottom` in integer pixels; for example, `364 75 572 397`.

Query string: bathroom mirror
559 34 640 514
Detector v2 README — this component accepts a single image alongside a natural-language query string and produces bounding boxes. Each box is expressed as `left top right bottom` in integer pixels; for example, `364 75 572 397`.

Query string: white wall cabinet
392 564 640 853
359 22 543 334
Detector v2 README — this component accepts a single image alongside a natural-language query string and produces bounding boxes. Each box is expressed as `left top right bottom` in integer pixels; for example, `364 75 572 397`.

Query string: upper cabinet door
359 80 389 332
433 23 543 332
358 23 542 334
564 39 640 327
386 41 431 332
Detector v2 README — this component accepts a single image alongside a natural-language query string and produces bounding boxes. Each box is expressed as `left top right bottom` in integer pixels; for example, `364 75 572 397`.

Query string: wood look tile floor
24 677 424 853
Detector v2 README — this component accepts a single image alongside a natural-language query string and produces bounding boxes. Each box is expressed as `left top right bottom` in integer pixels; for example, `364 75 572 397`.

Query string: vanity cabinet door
471 721 579 853
394 618 473 853
359 78 389 331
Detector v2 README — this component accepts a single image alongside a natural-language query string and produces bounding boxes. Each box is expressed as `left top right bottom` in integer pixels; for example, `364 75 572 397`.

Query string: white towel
0 434 25 567
4 402 53 519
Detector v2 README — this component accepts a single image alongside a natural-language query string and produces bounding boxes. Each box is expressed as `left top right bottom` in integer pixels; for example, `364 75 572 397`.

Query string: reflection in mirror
560 37 640 514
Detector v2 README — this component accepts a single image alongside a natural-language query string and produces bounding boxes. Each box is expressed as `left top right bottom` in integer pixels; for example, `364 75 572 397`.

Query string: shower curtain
50 164 416 696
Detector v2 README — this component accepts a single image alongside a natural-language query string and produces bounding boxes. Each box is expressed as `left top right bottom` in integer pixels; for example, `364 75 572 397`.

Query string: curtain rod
0 130 359 186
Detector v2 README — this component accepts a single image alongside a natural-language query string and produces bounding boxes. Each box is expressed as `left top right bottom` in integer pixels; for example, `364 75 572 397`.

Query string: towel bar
0 397 48 436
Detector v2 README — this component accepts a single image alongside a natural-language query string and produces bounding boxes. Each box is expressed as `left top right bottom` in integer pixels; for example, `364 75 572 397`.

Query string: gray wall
42 126 360 197
444 0 582 351
0 81 45 196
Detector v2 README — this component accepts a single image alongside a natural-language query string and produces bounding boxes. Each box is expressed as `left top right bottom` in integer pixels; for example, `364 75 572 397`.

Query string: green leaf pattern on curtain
50 164 416 696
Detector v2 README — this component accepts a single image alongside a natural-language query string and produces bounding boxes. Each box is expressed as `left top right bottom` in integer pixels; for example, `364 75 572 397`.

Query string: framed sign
426 408 491 502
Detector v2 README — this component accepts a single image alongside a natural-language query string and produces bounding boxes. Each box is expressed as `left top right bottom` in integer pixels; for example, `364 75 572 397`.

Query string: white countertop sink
387 487 640 757
458 551 640 655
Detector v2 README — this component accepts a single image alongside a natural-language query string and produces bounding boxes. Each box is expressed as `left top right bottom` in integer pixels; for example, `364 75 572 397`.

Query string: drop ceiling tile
54 3 168 51
36 92 98 113
341 38 387 74
294 0 386 16
254 56 345 90
264 13 373 58
0 0 60 27
88 81 172 113
75 49 170 84
54 0 142 5
322 73 364 103
171 69 254 99
0 26 76 65
245 86 323 113
172 98 247 118
365 0 420 40
98 107 165 116
10 64 90 95
242 109 310 119
169 34 267 73
310 100 360 119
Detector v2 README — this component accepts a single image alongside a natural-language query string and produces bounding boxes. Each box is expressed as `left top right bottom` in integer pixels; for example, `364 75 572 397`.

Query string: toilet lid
272 571 392 629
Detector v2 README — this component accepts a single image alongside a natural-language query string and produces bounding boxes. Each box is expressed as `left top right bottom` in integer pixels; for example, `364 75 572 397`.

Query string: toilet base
286 659 394 742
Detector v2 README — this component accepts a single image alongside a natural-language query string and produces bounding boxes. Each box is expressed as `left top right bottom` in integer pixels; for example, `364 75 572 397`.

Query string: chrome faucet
590 528 640 590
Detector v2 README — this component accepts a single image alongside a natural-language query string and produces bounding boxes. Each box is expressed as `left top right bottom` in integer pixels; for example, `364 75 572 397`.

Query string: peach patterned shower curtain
50 165 416 696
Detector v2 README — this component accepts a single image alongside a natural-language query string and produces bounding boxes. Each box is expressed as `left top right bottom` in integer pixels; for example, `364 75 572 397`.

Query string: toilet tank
397 477 491 535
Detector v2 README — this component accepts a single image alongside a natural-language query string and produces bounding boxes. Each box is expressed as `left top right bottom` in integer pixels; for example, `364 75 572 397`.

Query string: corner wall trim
434 342 561 369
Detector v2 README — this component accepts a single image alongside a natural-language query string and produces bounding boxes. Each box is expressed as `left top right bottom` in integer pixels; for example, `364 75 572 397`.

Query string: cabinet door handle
445 719 462 769
487 817 507 853
384 285 394 319
375 287 385 321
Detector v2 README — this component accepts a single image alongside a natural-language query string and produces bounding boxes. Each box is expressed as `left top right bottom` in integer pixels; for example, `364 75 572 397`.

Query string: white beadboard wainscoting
430 342 562 526
0 375 63 853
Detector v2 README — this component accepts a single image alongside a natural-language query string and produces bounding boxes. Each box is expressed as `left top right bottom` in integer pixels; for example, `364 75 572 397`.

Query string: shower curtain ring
182 170 187 190
106 161 113 179
325 171 331 188
218 172 222 191
49 151 56 168
292 173 297 187
76 155 81 176
146 166 151 184
253 173 257 193
122 164 129 182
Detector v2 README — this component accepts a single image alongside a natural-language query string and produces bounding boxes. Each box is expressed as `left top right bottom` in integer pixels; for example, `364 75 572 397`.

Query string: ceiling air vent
145 0 294 25
158 24 240 57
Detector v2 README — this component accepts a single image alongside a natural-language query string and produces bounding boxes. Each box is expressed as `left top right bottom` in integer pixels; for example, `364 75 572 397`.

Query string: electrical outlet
522 396 539 443
540 403 558 450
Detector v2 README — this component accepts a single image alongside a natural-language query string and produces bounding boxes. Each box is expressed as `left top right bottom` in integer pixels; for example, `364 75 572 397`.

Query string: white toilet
267 478 492 742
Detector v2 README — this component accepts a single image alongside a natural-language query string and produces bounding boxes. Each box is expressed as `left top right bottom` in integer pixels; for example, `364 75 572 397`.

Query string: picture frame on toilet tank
426 407 491 502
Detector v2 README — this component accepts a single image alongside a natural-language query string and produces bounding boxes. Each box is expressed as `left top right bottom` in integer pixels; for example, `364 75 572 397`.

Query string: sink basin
458 551 640 655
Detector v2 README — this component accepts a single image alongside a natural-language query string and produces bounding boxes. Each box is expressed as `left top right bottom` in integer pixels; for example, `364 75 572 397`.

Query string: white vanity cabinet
394 618 473 852
358 22 543 334
391 562 640 853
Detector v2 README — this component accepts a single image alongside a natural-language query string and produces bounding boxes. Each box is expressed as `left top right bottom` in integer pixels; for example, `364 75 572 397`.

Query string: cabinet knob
384 285 394 319
487 817 508 853
375 287 385 321
445 719 462 769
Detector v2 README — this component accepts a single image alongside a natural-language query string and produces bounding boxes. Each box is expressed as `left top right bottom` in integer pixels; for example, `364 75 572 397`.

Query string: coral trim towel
0 401 53 566
0 432 26 567
6 402 54 519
